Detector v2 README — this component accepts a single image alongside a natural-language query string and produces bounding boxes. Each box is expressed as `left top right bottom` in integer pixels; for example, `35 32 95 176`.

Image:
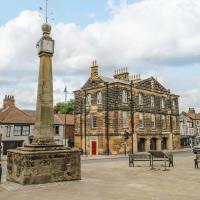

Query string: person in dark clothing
124 130 129 140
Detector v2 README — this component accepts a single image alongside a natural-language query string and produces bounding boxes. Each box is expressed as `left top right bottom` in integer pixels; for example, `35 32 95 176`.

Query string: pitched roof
182 108 200 120
0 107 75 125
99 76 129 84
0 106 35 124
55 114 74 125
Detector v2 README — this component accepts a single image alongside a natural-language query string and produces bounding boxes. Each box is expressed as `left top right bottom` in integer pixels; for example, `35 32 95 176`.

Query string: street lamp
64 86 67 146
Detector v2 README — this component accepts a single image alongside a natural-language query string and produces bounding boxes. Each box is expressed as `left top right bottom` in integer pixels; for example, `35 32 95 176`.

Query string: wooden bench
149 150 174 170
194 154 200 168
129 154 151 167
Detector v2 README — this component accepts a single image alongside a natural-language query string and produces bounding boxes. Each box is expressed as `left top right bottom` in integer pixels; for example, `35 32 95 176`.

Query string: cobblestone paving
0 152 199 200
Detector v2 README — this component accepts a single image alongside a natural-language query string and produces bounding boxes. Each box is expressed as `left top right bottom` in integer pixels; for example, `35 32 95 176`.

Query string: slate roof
99 76 129 84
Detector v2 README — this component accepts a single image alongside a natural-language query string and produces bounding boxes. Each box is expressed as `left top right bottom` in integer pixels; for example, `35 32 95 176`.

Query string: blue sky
0 0 139 26
0 0 200 112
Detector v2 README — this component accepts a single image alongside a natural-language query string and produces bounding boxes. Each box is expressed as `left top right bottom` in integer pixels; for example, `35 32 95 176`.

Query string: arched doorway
138 138 145 152
150 138 157 150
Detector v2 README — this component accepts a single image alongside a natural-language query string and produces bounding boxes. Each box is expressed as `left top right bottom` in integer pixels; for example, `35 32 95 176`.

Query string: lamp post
64 86 67 146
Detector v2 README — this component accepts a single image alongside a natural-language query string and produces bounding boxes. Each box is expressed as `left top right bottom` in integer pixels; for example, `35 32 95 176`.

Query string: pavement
0 149 199 200
1 148 192 162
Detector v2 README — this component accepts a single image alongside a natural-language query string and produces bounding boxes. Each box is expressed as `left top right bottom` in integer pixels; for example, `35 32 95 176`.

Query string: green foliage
55 99 75 114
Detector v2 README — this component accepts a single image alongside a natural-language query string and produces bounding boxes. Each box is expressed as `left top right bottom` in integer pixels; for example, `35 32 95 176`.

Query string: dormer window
97 92 102 104
122 90 128 103
139 93 143 105
151 96 155 107
86 94 92 106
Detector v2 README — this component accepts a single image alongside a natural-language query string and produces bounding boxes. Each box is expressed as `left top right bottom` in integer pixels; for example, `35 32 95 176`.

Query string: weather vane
39 0 54 23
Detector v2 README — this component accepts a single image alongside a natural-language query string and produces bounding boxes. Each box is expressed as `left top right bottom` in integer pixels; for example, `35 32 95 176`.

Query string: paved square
0 152 199 200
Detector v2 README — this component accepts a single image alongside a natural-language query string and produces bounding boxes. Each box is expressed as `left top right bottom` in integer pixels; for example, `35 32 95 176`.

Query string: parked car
193 145 200 154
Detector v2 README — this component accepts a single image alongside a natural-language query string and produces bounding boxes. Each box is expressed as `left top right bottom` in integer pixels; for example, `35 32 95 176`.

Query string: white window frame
122 90 128 103
97 92 102 105
91 114 98 128
151 114 156 128
172 100 176 109
161 115 166 129
122 111 128 128
139 112 144 128
86 94 92 106
139 93 143 105
151 96 155 107
161 98 165 109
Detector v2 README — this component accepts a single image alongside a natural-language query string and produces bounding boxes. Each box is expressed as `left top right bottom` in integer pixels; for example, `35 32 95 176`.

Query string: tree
55 99 75 114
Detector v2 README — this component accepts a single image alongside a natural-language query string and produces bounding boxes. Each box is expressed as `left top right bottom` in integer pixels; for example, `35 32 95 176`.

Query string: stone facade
74 62 181 155
7 148 81 185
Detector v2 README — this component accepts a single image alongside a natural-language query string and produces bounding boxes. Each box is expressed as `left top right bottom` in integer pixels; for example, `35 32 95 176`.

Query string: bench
149 150 174 170
129 153 151 167
194 154 200 168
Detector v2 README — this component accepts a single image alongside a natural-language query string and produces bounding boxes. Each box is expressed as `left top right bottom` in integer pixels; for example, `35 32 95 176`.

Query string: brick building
74 61 180 155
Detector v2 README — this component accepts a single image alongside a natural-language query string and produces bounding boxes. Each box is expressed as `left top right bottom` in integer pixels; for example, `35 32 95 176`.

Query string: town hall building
74 61 180 155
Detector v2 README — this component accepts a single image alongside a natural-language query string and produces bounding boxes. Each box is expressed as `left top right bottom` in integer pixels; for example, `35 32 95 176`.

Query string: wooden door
91 141 97 155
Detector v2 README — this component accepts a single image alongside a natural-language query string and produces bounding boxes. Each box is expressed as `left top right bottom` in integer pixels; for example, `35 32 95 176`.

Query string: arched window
139 93 143 105
151 96 155 107
97 92 102 104
122 90 128 103
86 94 92 106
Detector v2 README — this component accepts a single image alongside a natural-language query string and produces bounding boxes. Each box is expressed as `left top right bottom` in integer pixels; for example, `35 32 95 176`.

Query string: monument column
32 23 55 145
7 22 81 185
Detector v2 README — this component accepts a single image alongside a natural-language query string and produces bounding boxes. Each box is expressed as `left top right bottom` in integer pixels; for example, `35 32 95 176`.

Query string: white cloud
0 0 200 111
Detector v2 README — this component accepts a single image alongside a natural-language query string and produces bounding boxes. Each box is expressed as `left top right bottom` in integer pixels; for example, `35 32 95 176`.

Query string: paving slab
0 152 199 200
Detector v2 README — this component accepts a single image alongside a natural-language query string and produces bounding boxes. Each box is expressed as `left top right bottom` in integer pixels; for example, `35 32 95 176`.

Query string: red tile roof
54 114 74 125
0 106 35 124
0 106 74 125
185 108 200 120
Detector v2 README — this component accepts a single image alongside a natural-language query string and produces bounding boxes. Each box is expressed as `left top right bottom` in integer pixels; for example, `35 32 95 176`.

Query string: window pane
122 111 127 128
14 126 21 136
139 94 143 105
122 90 128 103
92 115 98 128
139 113 144 128
22 126 30 136
97 92 102 104
151 96 154 107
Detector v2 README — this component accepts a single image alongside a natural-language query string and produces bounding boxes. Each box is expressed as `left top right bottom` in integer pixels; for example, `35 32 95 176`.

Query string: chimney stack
91 60 99 80
129 74 141 83
188 108 195 115
113 67 129 81
3 95 15 108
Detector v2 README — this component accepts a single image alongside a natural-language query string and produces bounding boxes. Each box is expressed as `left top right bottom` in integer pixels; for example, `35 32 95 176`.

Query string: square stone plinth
6 148 81 185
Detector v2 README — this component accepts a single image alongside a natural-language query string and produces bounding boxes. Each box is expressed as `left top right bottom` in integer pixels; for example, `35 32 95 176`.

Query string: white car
193 145 200 154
